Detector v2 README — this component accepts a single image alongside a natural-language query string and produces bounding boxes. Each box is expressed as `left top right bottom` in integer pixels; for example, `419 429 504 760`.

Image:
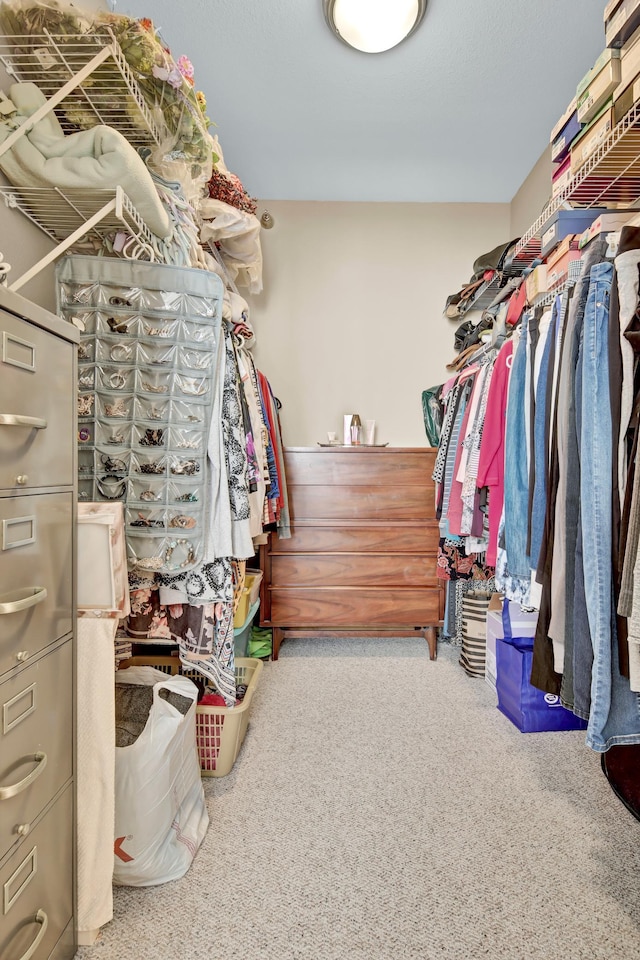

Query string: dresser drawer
0 311 74 492
289 484 435 521
0 785 73 960
285 449 436 487
0 641 72 862
270 587 442 627
271 554 438 588
271 523 438 555
0 493 73 677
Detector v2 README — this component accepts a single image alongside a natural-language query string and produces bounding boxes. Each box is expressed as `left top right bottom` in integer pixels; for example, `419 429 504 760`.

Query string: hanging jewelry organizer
0 28 167 287
57 254 224 576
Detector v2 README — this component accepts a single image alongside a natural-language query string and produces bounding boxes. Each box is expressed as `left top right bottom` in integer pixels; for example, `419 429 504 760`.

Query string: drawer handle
0 588 47 616
0 752 47 800
16 909 48 960
0 415 47 430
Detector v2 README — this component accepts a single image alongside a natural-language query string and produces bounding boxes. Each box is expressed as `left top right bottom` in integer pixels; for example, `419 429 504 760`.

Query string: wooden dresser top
285 447 437 454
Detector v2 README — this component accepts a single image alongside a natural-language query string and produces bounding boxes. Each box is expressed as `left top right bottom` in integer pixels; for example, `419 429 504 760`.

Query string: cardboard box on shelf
525 264 548 303
617 23 640 87
613 73 640 122
579 210 640 248
551 154 572 197
606 0 640 49
551 101 583 165
576 49 621 124
570 103 614 174
545 235 582 286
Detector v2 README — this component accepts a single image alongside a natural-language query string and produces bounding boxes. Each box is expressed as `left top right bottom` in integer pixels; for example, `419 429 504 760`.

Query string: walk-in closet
0 2 638 959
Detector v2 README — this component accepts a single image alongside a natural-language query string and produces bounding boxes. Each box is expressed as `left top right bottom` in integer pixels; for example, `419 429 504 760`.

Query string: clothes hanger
121 233 155 262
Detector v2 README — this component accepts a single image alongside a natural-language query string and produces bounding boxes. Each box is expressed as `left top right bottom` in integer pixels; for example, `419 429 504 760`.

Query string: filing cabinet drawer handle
0 415 47 430
0 752 47 800
0 588 47 616
17 909 48 960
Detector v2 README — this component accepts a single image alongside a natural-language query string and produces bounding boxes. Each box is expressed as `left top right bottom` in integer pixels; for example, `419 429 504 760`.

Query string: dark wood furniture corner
259 446 443 660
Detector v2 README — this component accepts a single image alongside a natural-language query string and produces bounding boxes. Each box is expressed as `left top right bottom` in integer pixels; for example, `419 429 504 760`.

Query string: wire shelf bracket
1 184 154 290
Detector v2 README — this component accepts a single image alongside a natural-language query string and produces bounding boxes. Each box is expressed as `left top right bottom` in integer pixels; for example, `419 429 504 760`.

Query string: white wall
510 146 553 239
249 200 510 448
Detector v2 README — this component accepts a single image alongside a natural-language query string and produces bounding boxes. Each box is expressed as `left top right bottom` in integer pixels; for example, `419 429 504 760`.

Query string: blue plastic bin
234 598 260 657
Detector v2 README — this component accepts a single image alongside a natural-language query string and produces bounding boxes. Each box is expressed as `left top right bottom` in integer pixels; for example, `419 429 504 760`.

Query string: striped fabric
459 590 493 677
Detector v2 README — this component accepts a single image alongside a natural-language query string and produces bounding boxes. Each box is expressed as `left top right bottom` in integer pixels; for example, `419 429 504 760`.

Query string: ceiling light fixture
323 0 428 54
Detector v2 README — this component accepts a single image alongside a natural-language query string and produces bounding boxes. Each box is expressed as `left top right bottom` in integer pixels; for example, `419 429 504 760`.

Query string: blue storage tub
540 208 607 258
234 598 260 657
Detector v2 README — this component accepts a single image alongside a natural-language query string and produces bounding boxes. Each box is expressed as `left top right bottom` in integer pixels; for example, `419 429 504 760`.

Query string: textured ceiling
120 0 607 202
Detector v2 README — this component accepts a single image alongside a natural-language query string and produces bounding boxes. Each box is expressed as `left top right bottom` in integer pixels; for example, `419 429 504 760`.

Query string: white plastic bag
113 666 209 886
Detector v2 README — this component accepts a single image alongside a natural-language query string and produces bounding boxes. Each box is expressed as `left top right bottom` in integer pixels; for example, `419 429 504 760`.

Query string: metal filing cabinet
0 288 77 960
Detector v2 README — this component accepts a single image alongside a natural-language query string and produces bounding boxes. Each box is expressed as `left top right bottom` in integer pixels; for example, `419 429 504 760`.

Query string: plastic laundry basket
118 656 263 776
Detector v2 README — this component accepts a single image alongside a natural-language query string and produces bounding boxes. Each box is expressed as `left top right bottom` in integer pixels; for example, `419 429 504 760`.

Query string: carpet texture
78 638 640 960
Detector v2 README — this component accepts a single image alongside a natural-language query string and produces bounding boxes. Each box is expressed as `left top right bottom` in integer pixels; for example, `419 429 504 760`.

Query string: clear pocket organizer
134 396 170 423
126 506 167 530
77 422 95 446
126 532 168 572
162 531 201 572
136 367 173 397
138 342 178 367
77 339 94 362
166 505 202 533
174 373 210 399
77 393 95 418
60 261 222 573
77 363 96 391
132 452 168 477
128 477 167 504
169 454 203 478
98 393 135 420
96 337 136 365
96 418 132 448
60 279 218 313
181 319 217 344
139 317 181 341
78 448 94 477
179 346 213 371
170 399 207 425
64 308 140 338
95 473 127 502
134 423 167 449
97 447 131 476
168 479 201 504
78 476 95 502
97 365 136 393
127 531 201 574
169 427 205 453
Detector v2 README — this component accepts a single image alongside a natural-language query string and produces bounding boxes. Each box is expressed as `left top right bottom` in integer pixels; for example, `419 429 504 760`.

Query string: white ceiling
120 0 608 203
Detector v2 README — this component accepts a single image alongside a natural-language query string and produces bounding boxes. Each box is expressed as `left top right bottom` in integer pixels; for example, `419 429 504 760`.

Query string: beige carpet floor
78 637 640 960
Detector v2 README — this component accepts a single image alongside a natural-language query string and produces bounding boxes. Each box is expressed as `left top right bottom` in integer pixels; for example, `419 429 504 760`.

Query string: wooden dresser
259 446 443 660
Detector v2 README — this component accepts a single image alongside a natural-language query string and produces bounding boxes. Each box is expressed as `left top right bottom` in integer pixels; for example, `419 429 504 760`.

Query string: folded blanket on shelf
0 82 172 239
